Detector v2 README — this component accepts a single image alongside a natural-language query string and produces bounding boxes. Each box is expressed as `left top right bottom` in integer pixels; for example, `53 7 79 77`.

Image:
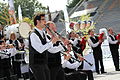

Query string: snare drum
14 51 25 62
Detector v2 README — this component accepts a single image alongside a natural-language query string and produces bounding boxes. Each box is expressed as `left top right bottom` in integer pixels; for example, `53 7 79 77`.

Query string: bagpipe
98 32 104 40
79 36 87 51
97 32 105 45
116 34 120 44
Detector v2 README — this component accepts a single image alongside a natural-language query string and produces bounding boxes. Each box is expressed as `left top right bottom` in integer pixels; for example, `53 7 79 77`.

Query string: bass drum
3 22 32 39
19 22 32 39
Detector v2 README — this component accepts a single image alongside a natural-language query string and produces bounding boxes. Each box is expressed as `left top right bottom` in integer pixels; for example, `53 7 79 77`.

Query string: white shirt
108 34 118 44
31 27 65 54
6 40 21 48
61 51 81 69
30 27 53 53
0 49 12 59
48 42 65 53
70 38 79 46
88 36 100 48
0 47 17 58
23 39 29 49
46 33 65 53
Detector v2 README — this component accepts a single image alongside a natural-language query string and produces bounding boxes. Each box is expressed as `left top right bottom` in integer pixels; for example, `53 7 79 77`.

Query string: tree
0 3 10 25
14 0 47 19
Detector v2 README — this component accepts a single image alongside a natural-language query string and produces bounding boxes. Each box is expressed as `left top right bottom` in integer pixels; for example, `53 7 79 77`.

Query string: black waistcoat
29 29 48 65
90 36 101 51
90 36 102 58
47 34 61 67
9 39 19 50
109 35 119 49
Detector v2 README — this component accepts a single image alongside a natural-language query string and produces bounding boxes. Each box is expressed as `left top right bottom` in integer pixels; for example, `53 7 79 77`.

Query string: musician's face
109 29 113 34
50 23 57 32
38 16 46 28
10 34 16 40
90 30 94 36
70 32 76 38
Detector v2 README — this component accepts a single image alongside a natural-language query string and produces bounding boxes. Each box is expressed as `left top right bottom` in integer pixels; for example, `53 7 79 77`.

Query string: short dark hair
88 29 93 34
34 13 45 26
108 28 112 32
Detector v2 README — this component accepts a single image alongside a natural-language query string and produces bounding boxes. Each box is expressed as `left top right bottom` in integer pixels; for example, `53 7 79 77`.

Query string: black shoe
116 69 120 71
97 72 100 74
101 72 107 74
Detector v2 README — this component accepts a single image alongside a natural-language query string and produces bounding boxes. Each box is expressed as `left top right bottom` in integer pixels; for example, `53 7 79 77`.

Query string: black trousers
49 66 66 80
30 64 50 80
110 49 119 70
12 61 21 78
93 56 105 73
78 70 94 80
93 51 105 74
65 71 87 80
0 58 11 80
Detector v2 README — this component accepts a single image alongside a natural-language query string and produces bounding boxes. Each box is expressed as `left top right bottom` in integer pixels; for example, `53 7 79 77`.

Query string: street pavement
94 57 120 80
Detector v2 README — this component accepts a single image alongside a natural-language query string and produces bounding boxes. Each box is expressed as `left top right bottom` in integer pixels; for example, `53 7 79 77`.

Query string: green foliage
0 3 10 25
80 14 91 21
14 0 47 19
23 17 34 28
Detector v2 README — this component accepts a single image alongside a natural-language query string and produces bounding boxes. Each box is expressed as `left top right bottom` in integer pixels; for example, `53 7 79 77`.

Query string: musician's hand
76 54 84 61
0 45 6 50
78 57 84 61
64 54 71 61
99 40 103 44
51 36 59 44
7 44 14 48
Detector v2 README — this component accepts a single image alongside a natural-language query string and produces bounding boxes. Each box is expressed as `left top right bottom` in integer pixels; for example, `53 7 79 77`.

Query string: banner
18 5 22 22
8 0 17 24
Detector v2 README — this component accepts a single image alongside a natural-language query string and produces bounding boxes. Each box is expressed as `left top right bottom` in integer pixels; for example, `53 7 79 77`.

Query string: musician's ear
37 20 40 23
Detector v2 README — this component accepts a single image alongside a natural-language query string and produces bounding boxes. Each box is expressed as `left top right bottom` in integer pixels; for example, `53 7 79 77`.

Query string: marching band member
29 13 58 80
108 28 120 71
88 29 106 74
6 32 22 78
69 31 84 69
0 36 14 80
62 39 94 80
46 21 66 80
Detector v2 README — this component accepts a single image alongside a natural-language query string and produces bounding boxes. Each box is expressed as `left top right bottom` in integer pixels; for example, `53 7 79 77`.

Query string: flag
8 0 17 24
18 5 22 22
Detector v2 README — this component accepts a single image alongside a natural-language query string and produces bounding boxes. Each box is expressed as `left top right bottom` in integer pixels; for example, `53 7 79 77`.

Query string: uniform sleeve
62 60 81 69
108 36 118 44
88 38 100 48
30 33 53 53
